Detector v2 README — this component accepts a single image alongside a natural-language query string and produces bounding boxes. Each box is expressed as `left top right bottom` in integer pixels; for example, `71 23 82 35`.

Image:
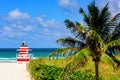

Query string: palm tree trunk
95 60 99 80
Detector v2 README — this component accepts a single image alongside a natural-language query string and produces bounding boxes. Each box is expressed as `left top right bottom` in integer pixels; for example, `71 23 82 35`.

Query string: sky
0 0 119 48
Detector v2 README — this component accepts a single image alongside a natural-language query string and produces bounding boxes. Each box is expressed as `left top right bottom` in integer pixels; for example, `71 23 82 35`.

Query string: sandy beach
0 63 30 80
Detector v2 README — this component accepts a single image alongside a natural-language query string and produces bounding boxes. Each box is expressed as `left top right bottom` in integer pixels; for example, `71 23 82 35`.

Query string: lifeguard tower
16 41 32 63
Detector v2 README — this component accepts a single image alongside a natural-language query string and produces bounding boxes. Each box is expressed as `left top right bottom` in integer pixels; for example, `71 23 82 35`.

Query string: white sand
0 63 31 80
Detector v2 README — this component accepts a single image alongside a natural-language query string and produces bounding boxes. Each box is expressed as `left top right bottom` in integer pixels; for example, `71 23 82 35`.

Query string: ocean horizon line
0 47 59 49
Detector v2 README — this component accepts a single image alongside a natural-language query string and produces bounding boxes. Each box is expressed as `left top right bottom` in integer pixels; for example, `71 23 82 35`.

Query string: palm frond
87 30 103 52
111 23 120 40
105 40 120 51
64 19 87 39
98 3 111 39
106 53 120 67
87 2 99 31
105 23 120 43
90 30 103 42
101 53 115 66
74 48 92 63
108 13 120 26
49 47 81 58
56 37 85 48
79 8 90 27
107 47 120 54
59 49 92 80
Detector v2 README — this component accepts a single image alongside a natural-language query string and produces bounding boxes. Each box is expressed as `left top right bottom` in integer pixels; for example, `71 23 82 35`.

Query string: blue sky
0 0 119 48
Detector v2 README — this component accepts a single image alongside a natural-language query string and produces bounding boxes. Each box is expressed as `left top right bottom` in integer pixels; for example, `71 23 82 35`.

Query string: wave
0 56 38 63
0 57 16 63
0 57 16 60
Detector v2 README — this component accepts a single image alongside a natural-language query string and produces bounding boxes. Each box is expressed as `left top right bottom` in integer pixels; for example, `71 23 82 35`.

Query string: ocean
0 48 57 62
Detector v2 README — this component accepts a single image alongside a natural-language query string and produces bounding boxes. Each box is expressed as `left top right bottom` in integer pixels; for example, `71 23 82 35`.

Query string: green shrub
70 71 103 80
28 60 62 80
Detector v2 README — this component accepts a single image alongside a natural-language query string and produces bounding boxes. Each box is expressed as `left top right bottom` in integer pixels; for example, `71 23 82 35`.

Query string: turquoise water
0 48 57 62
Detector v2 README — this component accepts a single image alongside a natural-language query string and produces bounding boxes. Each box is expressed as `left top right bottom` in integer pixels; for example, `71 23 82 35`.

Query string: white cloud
35 15 72 40
1 15 33 40
110 0 120 14
59 0 78 8
59 0 70 6
0 25 32 39
36 15 61 28
1 26 13 38
97 0 120 15
23 26 34 31
58 0 79 12
0 9 37 41
4 9 31 24
0 10 71 43
8 9 30 19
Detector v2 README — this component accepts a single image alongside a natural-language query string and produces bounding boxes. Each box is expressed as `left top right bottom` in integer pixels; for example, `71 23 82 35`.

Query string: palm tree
49 2 120 80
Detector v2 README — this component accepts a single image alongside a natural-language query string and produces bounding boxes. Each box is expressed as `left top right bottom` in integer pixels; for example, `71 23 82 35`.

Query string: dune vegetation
28 57 120 80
